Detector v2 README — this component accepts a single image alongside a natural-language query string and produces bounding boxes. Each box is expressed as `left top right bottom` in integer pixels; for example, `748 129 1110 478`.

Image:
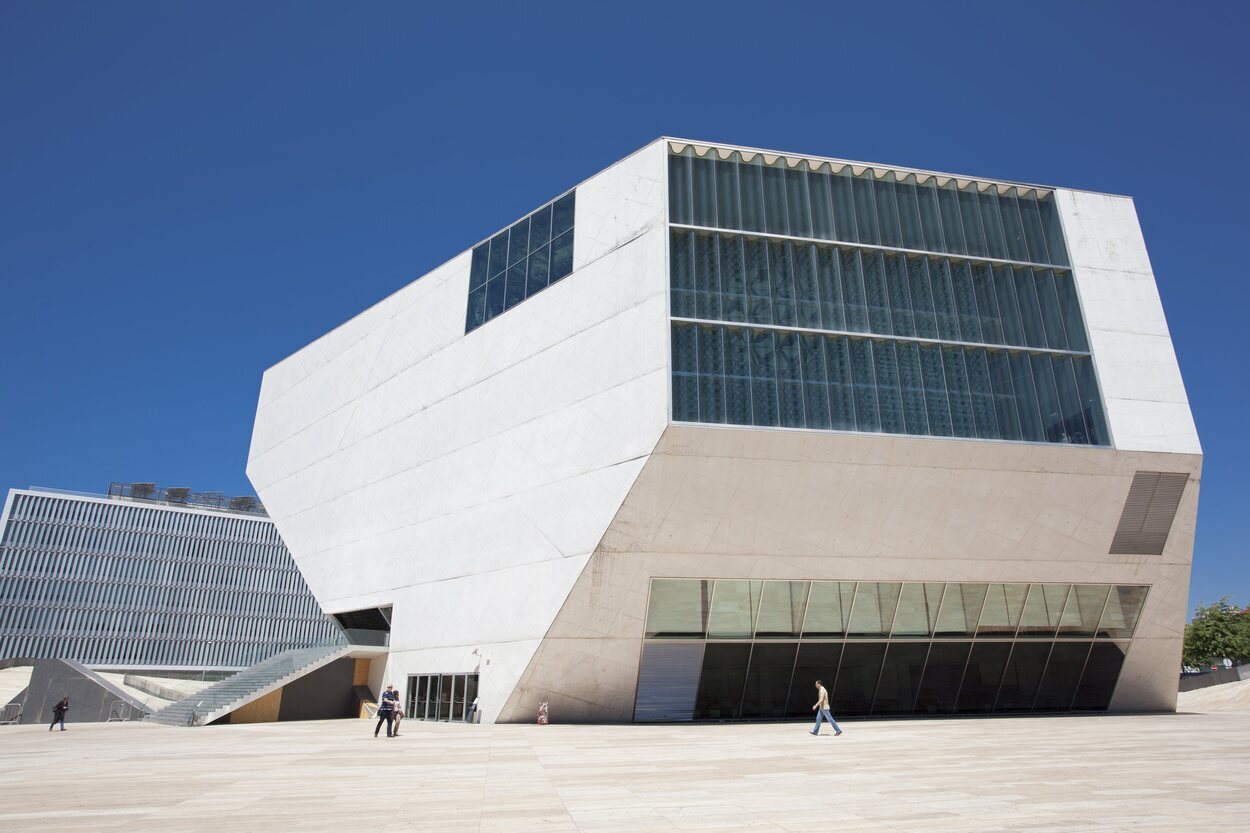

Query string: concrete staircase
147 644 351 726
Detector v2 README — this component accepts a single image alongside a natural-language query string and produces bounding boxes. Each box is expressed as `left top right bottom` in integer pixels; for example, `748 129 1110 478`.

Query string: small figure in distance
49 695 69 732
392 701 404 737
374 684 398 738
466 695 479 724
810 680 842 737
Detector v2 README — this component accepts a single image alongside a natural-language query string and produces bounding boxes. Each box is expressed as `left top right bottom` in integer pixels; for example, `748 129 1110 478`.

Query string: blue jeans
812 708 841 734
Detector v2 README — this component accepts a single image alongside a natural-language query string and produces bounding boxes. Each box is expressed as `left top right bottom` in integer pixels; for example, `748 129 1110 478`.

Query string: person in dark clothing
374 684 398 738
49 696 69 732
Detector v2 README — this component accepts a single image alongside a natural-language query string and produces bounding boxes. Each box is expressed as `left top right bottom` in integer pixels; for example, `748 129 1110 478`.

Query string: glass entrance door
413 676 428 720
453 674 467 721
405 673 480 722
463 674 478 721
438 674 453 721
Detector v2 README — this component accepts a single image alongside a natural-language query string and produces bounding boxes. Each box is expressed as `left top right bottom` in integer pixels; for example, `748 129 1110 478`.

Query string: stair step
148 644 348 726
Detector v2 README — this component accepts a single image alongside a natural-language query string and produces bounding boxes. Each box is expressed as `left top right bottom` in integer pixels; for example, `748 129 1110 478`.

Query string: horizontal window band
671 317 1093 358
671 223 1070 272
642 637 1131 644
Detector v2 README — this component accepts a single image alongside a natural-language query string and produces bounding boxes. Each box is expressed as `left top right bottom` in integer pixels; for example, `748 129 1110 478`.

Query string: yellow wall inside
355 658 376 718
230 688 283 724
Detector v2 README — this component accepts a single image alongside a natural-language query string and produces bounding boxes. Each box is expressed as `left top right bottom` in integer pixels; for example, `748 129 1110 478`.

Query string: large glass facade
668 145 1108 446
465 190 575 334
636 578 1146 721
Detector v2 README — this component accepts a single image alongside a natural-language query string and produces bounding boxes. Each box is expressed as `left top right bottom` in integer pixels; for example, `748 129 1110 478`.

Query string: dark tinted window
957 642 1011 714
831 642 887 716
465 191 575 334
872 642 929 714
739 642 798 719
694 643 751 720
913 642 972 715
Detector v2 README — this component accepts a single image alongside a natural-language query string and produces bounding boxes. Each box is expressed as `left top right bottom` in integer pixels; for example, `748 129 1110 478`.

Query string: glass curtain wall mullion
950 580 995 704
786 162 813 239
937 179 967 256
830 166 858 243
1018 190 1052 265
716 152 742 231
874 171 904 249
866 578 913 714
733 642 759 719
691 152 718 229
762 159 789 236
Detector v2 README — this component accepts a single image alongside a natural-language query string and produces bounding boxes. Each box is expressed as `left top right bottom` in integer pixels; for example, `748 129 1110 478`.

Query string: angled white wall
247 139 671 721
1057 189 1200 455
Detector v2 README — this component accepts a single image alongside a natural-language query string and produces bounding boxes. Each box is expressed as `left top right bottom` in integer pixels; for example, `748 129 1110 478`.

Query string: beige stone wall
355 658 375 718
499 425 1200 722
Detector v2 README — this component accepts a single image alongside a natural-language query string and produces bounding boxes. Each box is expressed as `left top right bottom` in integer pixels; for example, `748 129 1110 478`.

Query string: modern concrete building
247 138 1200 724
0 483 341 670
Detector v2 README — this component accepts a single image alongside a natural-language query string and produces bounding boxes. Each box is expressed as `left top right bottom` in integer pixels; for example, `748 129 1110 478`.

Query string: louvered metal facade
0 488 343 670
1109 472 1190 555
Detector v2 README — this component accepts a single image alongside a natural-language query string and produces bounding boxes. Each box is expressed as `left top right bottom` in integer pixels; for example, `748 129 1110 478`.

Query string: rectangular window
465 190 576 334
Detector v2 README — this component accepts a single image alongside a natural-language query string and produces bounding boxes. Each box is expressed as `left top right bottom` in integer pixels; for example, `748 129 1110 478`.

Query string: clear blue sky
1 1 1246 613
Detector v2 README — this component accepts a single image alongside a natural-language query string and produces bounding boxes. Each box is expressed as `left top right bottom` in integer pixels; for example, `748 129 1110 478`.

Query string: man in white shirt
810 680 843 736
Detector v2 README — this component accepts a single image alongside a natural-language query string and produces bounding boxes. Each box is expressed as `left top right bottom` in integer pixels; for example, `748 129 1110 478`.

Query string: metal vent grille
1109 472 1189 555
633 642 704 722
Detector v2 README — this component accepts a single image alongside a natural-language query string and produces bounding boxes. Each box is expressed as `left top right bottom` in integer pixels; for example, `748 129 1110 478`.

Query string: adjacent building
0 483 341 670
247 138 1200 724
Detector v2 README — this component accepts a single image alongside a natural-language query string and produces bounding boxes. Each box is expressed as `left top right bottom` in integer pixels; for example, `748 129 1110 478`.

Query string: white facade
248 138 1199 722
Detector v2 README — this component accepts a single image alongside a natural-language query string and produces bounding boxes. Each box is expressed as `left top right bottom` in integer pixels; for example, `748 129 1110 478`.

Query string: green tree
1183 597 1250 667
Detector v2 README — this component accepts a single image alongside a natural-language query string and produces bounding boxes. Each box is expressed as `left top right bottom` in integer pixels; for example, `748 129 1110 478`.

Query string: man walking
374 684 398 738
49 695 69 732
810 680 842 736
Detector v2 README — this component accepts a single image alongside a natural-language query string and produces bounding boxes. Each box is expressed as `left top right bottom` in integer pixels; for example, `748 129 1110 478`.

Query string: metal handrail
106 700 138 722
0 703 21 726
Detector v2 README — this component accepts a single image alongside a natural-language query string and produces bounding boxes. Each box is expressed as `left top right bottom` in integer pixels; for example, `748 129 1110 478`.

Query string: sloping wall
9 659 151 724
248 140 672 721
501 425 1200 721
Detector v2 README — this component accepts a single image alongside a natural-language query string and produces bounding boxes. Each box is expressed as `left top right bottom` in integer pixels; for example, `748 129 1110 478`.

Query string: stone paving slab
0 711 1247 832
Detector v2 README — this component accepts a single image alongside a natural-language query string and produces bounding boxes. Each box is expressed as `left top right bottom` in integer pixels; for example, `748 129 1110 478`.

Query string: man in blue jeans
374 684 397 737
810 680 843 736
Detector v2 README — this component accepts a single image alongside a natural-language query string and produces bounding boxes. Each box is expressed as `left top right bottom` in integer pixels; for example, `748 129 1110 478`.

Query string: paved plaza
1 697 1248 833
